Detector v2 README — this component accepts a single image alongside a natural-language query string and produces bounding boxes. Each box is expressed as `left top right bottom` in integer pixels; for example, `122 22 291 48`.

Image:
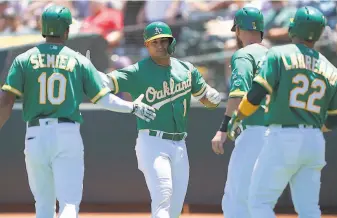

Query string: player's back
17 44 93 123
265 43 337 128
231 43 268 126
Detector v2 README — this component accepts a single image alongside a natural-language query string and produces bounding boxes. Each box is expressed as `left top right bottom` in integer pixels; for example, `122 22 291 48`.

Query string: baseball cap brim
145 34 173 42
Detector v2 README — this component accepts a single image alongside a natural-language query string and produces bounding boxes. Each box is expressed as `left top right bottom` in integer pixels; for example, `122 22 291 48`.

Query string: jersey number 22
38 72 67 105
289 74 326 113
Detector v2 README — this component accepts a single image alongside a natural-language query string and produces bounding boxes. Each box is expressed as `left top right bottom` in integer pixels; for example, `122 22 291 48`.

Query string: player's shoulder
318 52 337 72
170 57 195 71
268 44 297 56
15 47 39 61
234 44 269 60
62 47 90 64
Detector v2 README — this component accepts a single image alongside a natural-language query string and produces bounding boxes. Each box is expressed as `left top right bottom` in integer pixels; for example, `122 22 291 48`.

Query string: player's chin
156 52 169 57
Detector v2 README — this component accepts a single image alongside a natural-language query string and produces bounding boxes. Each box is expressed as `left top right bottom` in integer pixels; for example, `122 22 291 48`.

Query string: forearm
219 98 241 132
225 97 241 116
99 71 115 91
96 94 133 113
237 82 267 119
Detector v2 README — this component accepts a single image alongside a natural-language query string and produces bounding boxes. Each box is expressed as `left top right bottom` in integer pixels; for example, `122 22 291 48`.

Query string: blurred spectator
263 0 297 45
2 7 33 35
72 0 90 19
80 0 124 49
136 0 182 25
0 0 9 32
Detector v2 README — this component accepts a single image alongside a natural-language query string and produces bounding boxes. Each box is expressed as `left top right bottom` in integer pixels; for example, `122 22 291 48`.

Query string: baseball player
0 5 155 218
228 6 334 218
211 7 267 218
102 21 221 218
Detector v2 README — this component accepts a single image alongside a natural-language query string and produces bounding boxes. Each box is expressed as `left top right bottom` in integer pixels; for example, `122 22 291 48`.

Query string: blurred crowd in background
1 0 337 99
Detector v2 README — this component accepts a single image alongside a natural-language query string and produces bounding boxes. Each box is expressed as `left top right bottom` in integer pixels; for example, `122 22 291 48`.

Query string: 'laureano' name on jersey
30 54 76 72
146 71 192 103
282 53 337 85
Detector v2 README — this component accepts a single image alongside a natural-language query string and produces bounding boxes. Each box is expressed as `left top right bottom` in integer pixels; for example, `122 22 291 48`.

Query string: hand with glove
206 86 221 105
227 111 243 141
132 94 156 122
199 86 221 109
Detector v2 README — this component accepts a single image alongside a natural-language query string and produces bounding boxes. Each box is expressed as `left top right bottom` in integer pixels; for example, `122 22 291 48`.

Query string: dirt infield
0 213 336 218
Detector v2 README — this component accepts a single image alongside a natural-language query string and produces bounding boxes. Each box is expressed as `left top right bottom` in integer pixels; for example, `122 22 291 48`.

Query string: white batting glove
132 94 156 122
206 87 221 105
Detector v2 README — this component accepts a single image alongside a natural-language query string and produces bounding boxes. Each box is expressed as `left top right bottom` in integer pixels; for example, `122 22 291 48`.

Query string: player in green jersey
0 5 155 218
228 6 334 218
102 21 221 218
211 7 268 218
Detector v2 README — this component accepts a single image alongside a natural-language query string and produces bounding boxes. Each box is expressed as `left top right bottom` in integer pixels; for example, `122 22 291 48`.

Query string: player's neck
45 37 65 45
292 38 315 48
151 57 171 67
243 38 261 47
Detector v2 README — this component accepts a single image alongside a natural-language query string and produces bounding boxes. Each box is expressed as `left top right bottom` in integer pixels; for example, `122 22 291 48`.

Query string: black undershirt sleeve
246 82 268 105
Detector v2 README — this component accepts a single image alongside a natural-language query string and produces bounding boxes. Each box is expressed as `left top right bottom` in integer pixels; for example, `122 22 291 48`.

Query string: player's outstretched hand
211 131 226 155
132 94 156 122
206 87 221 105
227 111 242 141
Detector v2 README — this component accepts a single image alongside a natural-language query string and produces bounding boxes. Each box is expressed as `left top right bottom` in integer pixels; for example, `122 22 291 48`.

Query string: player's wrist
219 115 231 132
131 103 138 114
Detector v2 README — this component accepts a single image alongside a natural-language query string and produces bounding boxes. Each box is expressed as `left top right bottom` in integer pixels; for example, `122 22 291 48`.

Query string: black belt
28 118 75 127
148 130 187 141
269 124 318 129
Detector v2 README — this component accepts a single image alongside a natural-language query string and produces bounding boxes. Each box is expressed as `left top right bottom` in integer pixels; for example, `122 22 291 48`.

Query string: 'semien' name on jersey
254 43 337 128
2 44 109 123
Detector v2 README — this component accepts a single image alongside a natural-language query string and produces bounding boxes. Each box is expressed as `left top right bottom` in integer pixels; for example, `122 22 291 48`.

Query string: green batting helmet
143 21 176 55
231 7 264 33
41 5 72 37
288 6 326 41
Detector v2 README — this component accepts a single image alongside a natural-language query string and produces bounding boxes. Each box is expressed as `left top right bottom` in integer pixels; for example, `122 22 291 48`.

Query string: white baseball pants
135 131 189 218
24 118 84 218
249 126 326 218
222 126 266 218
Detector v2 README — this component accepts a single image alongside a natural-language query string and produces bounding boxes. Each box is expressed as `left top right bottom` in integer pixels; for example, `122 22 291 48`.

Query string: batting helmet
143 21 176 55
41 5 72 38
231 7 264 34
288 6 326 41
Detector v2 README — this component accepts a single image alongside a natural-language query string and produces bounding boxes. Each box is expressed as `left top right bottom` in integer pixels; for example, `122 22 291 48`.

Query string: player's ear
236 26 240 36
64 28 69 40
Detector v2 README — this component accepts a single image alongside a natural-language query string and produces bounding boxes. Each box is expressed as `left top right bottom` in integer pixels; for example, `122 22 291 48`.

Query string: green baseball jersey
2 43 109 123
229 43 268 126
254 43 337 128
107 57 207 133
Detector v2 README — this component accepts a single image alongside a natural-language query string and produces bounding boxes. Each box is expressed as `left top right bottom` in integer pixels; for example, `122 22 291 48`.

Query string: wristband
219 115 231 132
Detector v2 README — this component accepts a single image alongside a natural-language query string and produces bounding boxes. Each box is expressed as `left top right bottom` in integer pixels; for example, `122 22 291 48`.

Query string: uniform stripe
254 76 273 94
109 75 119 94
238 95 259 117
91 87 110 103
229 90 246 98
327 110 337 115
1 85 23 97
192 85 207 98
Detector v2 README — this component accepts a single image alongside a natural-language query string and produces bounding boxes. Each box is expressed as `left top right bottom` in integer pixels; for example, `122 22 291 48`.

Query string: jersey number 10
38 72 67 105
289 74 326 114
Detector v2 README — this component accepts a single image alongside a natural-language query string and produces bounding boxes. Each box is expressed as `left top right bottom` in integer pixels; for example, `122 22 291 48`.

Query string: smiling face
145 37 170 59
